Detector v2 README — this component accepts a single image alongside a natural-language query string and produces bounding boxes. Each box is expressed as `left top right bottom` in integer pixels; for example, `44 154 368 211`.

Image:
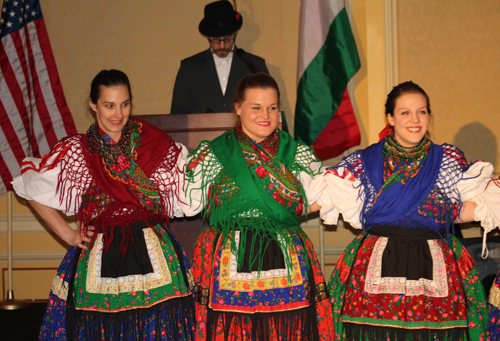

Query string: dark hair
233 73 280 109
89 69 132 104
385 81 431 116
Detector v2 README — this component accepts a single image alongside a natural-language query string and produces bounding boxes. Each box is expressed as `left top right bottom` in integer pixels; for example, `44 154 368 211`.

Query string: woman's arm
309 202 322 213
455 201 478 224
178 141 218 216
29 200 92 249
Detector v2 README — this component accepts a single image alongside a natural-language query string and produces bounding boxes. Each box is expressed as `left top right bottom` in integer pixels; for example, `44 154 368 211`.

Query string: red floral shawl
59 119 181 253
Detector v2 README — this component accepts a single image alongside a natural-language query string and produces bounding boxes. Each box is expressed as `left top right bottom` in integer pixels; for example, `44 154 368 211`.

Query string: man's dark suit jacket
170 49 269 114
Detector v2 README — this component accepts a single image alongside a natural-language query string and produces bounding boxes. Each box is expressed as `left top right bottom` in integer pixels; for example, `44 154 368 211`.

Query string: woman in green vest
182 73 334 341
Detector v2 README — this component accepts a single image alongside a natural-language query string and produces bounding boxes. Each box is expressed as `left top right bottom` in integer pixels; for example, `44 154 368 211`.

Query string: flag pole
319 223 325 271
0 191 29 310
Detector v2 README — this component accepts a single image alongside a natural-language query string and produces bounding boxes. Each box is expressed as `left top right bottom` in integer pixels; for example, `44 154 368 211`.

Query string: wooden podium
134 112 237 261
134 112 237 151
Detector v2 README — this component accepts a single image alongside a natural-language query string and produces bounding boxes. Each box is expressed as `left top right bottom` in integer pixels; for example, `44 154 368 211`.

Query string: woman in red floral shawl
12 70 195 340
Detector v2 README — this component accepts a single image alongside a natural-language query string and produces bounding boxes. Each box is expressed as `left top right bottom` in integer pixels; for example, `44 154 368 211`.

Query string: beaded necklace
373 133 431 203
85 120 137 158
234 124 286 174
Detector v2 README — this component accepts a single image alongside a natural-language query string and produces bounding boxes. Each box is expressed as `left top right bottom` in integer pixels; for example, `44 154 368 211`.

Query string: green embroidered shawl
185 126 321 272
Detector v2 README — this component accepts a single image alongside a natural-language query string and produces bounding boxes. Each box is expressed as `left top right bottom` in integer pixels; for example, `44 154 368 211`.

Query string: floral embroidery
255 164 268 178
418 187 457 223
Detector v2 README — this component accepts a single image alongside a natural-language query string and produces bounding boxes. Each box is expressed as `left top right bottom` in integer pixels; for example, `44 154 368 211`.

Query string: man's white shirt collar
211 48 234 96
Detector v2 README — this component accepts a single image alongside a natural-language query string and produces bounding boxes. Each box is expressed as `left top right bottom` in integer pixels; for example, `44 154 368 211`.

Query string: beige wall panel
351 0 369 147
365 0 388 145
398 0 500 170
0 195 32 215
1 268 57 300
0 234 66 252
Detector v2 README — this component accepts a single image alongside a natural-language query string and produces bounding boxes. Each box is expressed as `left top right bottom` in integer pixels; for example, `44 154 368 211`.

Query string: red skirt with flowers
191 226 334 340
329 229 489 341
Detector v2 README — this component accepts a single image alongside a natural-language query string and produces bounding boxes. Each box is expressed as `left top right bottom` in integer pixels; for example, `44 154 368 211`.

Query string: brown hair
89 69 132 104
233 73 280 110
385 81 431 116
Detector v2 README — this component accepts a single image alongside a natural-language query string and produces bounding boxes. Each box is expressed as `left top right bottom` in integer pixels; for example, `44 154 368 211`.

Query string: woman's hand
65 226 94 249
308 202 322 213
455 201 478 224
28 200 92 249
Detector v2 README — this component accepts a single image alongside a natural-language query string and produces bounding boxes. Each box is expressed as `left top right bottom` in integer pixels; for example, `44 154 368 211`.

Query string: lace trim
86 229 172 294
364 238 448 297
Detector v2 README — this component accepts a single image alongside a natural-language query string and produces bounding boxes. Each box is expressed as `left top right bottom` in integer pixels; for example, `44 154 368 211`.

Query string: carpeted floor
0 302 46 341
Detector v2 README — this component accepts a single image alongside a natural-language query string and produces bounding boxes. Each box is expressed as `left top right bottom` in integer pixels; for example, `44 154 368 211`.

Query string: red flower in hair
236 13 241 20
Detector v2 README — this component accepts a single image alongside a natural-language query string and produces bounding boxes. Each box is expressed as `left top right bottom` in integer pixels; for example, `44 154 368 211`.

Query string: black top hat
199 1 243 37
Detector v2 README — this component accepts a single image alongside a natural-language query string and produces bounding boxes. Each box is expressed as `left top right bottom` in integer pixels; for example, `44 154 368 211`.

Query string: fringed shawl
329 135 471 237
57 119 181 254
361 136 442 230
187 126 321 273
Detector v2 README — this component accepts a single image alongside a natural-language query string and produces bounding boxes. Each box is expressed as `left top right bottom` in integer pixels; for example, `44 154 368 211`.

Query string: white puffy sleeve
319 166 364 229
293 145 365 228
11 136 91 216
300 166 326 206
293 143 325 205
178 141 222 217
457 161 500 234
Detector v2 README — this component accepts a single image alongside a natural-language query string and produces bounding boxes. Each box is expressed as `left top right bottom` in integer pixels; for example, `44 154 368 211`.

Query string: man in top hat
171 0 269 114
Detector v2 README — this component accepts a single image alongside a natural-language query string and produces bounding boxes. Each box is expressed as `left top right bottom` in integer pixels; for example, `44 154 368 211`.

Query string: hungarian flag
295 0 361 160
0 0 76 195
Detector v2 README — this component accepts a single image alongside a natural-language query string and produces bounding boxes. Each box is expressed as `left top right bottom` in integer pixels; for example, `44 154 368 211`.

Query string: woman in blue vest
315 81 499 340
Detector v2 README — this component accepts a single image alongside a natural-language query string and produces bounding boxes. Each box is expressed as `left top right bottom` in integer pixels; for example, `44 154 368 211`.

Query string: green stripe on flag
295 7 360 145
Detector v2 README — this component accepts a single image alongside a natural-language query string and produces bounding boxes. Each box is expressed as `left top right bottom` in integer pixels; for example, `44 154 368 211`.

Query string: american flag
0 0 76 195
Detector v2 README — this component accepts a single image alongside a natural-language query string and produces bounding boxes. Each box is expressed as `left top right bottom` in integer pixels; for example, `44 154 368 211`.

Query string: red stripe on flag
35 20 77 136
0 88 27 164
12 29 41 157
0 98 22 192
23 25 60 149
0 151 14 192
312 88 360 160
0 36 32 139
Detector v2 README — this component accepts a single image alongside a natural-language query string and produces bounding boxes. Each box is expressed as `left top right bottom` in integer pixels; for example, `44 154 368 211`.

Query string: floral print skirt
329 230 489 341
39 221 196 340
191 226 335 340
488 271 500 340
